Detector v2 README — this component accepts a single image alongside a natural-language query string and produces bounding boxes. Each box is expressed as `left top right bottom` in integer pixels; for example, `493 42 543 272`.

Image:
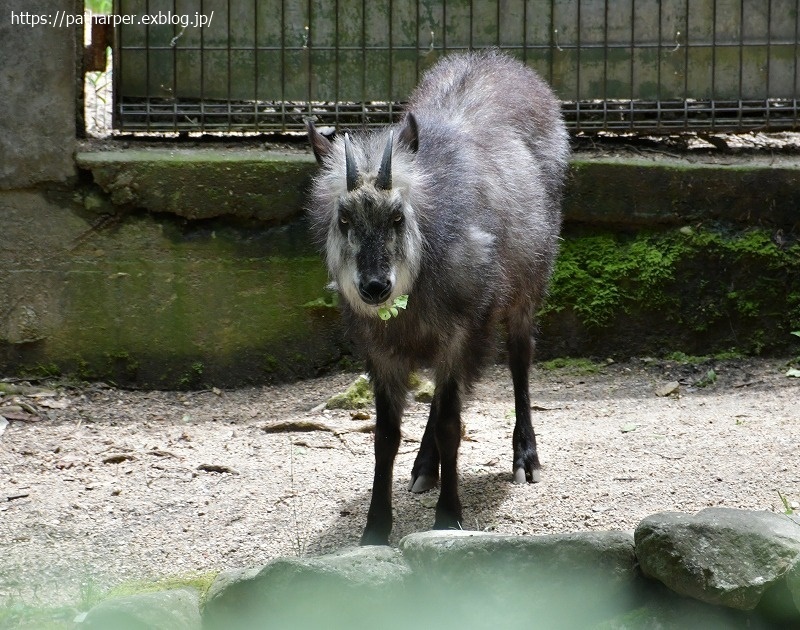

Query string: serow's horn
375 130 394 190
344 133 359 192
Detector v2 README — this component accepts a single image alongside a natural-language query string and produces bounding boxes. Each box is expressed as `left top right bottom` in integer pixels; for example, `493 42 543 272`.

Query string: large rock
596 597 769 630
635 507 800 618
81 588 201 630
202 546 411 630
399 529 639 628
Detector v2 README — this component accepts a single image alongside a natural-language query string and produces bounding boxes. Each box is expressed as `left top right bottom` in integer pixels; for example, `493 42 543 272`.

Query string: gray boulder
399 529 639 629
80 588 201 630
635 507 800 618
595 598 769 630
202 545 411 630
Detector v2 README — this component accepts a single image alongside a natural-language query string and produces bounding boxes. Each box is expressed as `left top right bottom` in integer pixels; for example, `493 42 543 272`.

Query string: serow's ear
398 113 419 153
307 120 333 165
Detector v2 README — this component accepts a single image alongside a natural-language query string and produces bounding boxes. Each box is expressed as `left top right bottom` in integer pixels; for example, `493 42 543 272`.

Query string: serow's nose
358 278 392 305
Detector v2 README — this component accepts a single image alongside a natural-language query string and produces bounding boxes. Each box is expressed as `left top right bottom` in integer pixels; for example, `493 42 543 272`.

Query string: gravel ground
1 356 798 609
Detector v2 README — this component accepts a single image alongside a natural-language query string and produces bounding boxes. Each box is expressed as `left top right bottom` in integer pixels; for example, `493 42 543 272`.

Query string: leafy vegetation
694 368 717 388
540 357 603 374
378 294 409 321
777 490 795 515
542 226 800 355
85 0 112 13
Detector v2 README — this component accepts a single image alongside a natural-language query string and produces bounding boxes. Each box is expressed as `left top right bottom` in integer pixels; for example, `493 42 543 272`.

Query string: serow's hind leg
508 330 542 484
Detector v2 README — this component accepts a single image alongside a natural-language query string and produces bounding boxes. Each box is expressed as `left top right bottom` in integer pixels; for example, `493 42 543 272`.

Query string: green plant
378 294 408 321
287 443 318 557
541 227 800 355
85 0 113 13
695 368 717 388
540 357 602 375
777 490 794 515
303 294 339 310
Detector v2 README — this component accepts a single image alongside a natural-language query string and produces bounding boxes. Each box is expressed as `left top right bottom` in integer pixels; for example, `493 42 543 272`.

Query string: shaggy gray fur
307 50 569 545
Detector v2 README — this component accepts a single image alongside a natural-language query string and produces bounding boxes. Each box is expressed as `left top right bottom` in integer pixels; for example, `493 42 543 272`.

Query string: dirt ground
1 357 799 609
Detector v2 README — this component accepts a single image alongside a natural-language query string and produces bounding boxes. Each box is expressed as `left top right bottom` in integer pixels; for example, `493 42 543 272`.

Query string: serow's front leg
432 378 463 531
361 379 405 545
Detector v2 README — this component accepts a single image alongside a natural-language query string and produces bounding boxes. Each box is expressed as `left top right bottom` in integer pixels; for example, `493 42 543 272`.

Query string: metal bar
172 0 178 132
306 0 313 123
576 0 582 130
738 0 743 128
766 0 771 126
443 0 447 52
200 0 205 131
145 0 151 132
280 0 286 129
795 0 799 127
388 0 394 121
548 0 554 85
254 0 259 131
227 0 232 131
335 0 340 129
362 0 367 123
415 0 421 82
496 0 500 47
469 0 474 50
656 0 662 129
603 0 608 112
711 0 717 130
683 0 689 104
522 0 528 65
113 0 121 130
629 0 635 130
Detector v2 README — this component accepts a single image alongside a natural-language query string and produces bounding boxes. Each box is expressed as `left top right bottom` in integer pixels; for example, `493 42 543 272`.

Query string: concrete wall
0 0 79 187
0 3 798 387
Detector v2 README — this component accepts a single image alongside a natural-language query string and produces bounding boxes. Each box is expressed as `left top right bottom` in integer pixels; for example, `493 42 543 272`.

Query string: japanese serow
307 51 569 545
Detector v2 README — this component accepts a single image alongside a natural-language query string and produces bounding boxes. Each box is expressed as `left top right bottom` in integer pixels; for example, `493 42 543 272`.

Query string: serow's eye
392 214 403 224
339 215 349 225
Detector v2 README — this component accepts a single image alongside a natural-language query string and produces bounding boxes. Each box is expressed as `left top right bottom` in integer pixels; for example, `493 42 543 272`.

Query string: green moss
0 602 75 630
326 374 374 409
77 150 316 222
664 351 703 364
19 363 62 378
542 226 800 356
178 362 205 389
540 357 603 374
96 572 218 607
413 379 436 402
0 572 217 630
262 354 279 373
303 294 339 310
542 232 683 328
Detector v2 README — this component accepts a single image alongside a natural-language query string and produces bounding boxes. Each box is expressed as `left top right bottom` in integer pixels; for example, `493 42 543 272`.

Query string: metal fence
113 0 800 133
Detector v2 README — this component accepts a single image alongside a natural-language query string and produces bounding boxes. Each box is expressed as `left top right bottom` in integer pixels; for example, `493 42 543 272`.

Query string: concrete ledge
76 149 317 223
566 155 800 228
76 148 800 229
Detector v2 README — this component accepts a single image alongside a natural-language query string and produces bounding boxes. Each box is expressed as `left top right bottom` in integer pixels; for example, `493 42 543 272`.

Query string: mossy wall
1 152 798 388
540 226 800 358
0 189 344 388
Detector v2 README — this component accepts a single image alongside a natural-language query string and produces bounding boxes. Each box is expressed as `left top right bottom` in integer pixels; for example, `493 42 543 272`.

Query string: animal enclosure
112 0 800 133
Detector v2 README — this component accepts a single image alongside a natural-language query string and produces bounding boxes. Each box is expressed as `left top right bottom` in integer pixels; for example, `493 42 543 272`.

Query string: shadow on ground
312 470 514 550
